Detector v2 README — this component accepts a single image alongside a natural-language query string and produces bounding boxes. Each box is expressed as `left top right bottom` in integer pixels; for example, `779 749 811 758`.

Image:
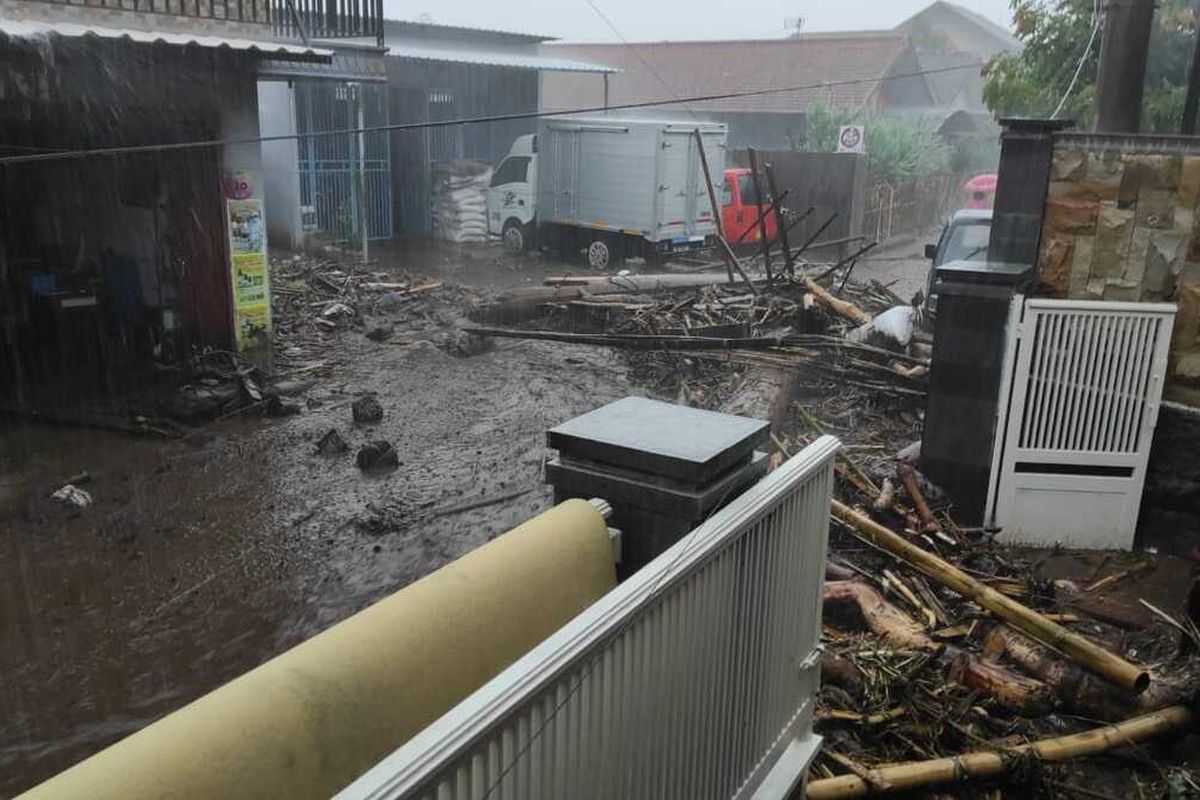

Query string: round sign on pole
837 125 865 153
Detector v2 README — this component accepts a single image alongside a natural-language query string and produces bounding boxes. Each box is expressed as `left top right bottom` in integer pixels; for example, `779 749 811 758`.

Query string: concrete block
1086 277 1107 299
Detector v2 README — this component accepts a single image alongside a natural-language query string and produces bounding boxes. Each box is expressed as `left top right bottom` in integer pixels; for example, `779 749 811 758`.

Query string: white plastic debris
51 484 92 510
845 305 918 349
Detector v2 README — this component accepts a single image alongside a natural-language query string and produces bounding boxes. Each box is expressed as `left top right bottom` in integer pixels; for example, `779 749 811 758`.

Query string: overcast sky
383 0 1014 42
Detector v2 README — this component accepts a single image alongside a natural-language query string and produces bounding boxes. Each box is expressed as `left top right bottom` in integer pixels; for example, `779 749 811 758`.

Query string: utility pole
1093 0 1155 133
1182 0 1200 134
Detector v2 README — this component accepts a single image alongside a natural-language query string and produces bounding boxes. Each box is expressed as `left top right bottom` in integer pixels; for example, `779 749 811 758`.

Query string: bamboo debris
804 276 873 325
805 706 1194 799
830 500 1150 694
898 464 941 534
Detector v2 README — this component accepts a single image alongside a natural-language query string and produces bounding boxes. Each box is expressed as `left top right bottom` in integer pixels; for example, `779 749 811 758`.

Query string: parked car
486 117 728 268
923 208 992 309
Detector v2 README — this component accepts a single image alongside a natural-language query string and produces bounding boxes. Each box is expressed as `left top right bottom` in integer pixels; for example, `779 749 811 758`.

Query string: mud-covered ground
2 239 1196 798
0 242 643 796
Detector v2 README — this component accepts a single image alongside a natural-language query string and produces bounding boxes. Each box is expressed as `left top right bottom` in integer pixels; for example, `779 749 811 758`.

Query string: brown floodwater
0 244 639 797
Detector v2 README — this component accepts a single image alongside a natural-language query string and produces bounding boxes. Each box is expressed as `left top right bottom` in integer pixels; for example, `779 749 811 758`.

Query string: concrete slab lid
547 396 769 483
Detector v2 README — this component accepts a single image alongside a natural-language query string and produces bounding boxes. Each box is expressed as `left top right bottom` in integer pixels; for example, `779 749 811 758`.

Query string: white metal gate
336 436 839 800
986 297 1176 549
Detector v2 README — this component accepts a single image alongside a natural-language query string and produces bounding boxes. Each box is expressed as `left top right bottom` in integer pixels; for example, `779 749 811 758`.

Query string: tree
802 104 952 184
982 0 1197 132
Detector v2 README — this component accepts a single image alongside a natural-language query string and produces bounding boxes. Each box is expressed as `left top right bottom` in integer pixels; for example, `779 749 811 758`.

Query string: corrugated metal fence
336 435 839 800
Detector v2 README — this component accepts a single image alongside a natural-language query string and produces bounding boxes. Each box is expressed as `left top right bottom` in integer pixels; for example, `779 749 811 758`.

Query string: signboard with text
227 198 272 353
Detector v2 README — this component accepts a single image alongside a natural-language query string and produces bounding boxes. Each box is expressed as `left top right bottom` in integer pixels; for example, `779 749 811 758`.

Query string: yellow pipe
21 499 616 800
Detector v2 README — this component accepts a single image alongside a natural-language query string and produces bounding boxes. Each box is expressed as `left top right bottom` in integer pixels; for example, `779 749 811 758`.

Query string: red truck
722 167 778 247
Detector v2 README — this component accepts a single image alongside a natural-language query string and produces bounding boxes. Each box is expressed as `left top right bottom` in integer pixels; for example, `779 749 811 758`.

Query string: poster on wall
227 198 271 353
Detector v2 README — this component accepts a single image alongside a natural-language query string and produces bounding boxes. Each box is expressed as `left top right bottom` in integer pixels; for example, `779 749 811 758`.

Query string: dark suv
924 209 992 310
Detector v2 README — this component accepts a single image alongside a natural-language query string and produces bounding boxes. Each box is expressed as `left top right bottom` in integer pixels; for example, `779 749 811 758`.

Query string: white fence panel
988 297 1175 548
337 435 840 800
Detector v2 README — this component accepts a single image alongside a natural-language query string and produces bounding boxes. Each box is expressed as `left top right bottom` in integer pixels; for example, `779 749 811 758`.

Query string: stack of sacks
432 161 492 244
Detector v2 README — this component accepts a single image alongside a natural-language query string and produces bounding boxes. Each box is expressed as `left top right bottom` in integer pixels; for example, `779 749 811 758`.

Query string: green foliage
982 0 1198 132
802 104 952 184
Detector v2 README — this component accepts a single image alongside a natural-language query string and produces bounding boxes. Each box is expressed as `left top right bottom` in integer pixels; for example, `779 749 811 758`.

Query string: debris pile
461 253 1199 796
788 434 1200 798
468 269 930 403
269 252 448 369
431 161 492 244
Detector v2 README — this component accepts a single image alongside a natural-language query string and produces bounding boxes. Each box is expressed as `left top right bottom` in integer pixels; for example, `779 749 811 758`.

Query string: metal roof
544 33 918 114
0 19 333 62
386 42 612 73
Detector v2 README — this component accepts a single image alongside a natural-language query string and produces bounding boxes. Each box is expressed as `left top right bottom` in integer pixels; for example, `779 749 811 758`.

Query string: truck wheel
501 219 528 253
585 237 618 270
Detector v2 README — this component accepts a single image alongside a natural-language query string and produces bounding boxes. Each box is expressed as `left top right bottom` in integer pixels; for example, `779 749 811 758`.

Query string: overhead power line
0 61 982 167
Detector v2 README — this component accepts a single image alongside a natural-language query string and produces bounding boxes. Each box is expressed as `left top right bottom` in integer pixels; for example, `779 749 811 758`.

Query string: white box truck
485 117 728 268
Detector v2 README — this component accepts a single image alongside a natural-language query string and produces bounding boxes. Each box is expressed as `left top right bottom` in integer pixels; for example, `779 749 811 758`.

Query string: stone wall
1037 133 1200 404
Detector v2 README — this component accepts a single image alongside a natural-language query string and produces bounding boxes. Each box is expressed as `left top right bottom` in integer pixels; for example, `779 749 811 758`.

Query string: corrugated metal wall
386 59 538 235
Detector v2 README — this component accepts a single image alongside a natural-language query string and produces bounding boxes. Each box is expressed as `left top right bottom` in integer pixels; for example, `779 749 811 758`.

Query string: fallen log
464 327 787 351
803 276 872 326
982 624 1197 720
945 650 1055 717
823 581 939 652
830 500 1150 694
805 705 1194 799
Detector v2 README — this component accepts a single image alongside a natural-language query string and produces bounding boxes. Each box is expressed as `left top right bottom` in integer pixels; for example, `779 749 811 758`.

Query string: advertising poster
227 198 272 352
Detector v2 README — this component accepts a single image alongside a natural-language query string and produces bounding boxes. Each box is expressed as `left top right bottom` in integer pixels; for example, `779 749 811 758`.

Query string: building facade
0 0 381 404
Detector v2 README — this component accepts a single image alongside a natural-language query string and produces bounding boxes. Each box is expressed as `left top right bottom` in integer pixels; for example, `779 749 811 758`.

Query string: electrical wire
0 60 983 167
1051 0 1102 118
581 0 699 118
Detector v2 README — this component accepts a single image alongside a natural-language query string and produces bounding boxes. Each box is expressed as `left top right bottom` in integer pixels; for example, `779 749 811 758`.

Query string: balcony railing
24 0 383 44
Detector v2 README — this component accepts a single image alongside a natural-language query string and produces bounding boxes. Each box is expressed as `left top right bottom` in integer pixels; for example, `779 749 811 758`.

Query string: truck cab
721 168 777 246
486 134 537 252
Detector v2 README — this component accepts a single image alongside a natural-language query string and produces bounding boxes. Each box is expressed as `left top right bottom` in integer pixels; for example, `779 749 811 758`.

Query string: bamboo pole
830 500 1150 694
804 277 873 326
806 706 1193 799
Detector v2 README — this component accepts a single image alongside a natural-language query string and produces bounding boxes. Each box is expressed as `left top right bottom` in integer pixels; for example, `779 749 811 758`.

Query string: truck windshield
942 221 991 262
736 173 769 206
490 156 530 187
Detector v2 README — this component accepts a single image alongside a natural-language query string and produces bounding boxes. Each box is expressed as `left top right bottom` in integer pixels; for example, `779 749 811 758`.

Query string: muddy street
0 248 640 796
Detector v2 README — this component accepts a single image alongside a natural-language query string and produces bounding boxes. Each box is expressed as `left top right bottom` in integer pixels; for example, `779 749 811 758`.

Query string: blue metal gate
295 81 392 242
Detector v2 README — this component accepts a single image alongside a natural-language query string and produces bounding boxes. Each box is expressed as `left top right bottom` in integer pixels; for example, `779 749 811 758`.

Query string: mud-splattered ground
0 245 641 796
